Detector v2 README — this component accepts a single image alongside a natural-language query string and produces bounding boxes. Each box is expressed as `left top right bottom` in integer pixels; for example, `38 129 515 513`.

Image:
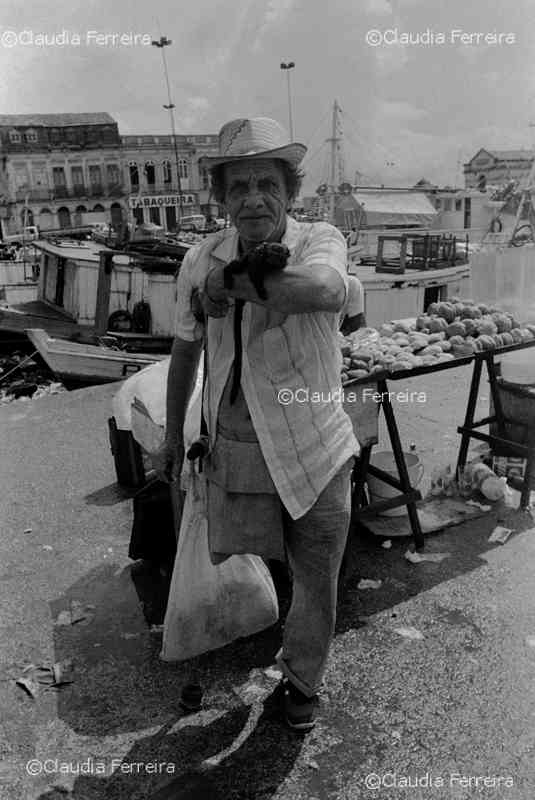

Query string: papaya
350 349 374 363
511 328 523 343
478 335 496 350
437 302 456 323
415 315 429 331
420 344 443 356
350 359 370 371
500 332 514 346
491 313 510 333
428 316 448 333
476 302 490 314
520 328 534 341
448 335 465 347
393 321 412 334
462 305 482 319
461 318 478 336
446 321 467 338
477 318 498 336
439 339 452 351
347 368 370 379
428 332 446 343
427 302 439 315
379 323 395 337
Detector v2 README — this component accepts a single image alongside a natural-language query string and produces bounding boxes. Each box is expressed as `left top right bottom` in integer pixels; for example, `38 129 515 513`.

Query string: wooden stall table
343 339 535 551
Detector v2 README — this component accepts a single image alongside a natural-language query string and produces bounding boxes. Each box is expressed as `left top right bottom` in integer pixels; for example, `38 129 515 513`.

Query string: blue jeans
276 457 354 697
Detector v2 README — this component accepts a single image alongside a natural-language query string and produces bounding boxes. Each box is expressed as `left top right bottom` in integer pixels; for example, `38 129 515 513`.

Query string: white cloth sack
112 358 203 431
160 471 279 662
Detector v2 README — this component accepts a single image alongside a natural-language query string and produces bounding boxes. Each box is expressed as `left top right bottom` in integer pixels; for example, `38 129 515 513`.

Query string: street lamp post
280 61 295 140
151 35 184 223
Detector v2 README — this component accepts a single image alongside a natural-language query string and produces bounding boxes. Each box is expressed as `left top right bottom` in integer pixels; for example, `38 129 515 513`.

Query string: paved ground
1 368 535 800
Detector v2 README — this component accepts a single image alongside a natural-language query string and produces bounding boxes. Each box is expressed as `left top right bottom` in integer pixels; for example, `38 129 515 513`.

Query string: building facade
0 113 126 237
121 133 220 232
464 149 534 190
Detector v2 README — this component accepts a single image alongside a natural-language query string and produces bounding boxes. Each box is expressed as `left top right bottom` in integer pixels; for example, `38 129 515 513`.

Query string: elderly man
157 117 359 731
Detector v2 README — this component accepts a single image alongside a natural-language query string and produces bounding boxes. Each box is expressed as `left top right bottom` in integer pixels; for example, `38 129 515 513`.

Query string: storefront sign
128 194 195 209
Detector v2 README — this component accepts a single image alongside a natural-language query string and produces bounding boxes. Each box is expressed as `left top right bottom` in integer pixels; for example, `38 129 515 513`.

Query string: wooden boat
26 328 166 386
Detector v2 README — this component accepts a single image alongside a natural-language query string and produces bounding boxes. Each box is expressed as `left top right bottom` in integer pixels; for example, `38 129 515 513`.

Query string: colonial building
121 133 219 232
0 113 126 236
463 149 534 190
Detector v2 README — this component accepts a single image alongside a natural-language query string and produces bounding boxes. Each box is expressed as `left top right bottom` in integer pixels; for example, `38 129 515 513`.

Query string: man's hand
224 242 290 299
151 439 185 484
201 267 230 317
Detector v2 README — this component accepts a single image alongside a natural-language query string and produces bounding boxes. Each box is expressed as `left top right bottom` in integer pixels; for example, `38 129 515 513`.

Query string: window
89 165 102 195
25 129 38 143
435 198 441 209
129 162 139 189
162 160 172 184
455 199 462 212
14 165 30 189
89 165 102 185
178 158 188 179
144 162 155 186
32 166 48 187
443 198 452 212
52 167 66 188
149 206 161 225
71 166 84 188
106 163 120 187
9 129 21 144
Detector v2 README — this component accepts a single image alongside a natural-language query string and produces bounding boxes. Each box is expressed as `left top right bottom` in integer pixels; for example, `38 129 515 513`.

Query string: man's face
223 159 289 244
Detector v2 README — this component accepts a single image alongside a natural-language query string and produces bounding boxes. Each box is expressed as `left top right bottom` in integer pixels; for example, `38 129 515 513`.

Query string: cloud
378 100 428 122
251 0 295 51
181 96 210 131
362 0 392 14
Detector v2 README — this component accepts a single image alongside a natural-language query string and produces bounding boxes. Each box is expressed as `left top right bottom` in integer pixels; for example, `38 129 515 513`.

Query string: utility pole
152 35 184 222
280 62 295 140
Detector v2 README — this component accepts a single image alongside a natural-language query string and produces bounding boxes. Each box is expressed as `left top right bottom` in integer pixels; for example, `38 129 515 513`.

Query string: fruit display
340 298 535 386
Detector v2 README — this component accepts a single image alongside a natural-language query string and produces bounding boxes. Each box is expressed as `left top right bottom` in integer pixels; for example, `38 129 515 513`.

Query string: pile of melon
340 299 535 385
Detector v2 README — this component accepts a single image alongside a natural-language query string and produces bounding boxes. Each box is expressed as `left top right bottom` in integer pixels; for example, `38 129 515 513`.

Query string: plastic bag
112 358 170 430
112 358 203 432
160 472 279 662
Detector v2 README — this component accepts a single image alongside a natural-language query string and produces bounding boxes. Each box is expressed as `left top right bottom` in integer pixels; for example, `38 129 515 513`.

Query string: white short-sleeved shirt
342 274 364 319
174 216 359 519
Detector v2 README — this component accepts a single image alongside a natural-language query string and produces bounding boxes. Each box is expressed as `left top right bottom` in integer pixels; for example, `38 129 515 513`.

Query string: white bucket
367 451 424 517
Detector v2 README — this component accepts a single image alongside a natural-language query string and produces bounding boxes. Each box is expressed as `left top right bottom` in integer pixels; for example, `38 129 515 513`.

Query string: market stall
340 300 535 549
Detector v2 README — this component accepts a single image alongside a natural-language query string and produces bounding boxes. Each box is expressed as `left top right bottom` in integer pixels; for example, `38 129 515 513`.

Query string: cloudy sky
0 0 533 194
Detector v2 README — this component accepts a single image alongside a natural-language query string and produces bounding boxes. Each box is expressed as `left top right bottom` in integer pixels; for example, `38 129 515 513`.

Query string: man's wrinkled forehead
223 158 283 185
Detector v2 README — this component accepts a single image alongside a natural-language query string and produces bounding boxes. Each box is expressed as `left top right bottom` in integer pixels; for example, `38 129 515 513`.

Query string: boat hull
26 328 165 386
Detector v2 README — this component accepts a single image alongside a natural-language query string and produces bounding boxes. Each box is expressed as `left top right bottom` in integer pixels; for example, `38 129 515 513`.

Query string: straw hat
199 117 307 168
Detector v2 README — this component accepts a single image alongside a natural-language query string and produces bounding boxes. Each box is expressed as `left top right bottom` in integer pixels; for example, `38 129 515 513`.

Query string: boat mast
327 100 341 222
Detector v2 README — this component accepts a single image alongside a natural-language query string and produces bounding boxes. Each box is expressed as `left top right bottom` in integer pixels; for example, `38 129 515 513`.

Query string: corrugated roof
0 113 116 128
353 192 437 216
353 191 437 226
488 149 534 161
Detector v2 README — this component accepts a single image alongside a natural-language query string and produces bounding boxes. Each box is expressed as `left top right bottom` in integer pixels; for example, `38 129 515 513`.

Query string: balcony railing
13 185 125 202
128 182 192 196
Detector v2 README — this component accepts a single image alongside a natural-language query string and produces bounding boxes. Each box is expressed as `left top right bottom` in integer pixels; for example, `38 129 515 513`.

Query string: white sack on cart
112 357 203 433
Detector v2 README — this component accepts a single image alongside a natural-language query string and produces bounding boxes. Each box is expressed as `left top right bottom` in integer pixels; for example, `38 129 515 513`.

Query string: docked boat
26 328 166 386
